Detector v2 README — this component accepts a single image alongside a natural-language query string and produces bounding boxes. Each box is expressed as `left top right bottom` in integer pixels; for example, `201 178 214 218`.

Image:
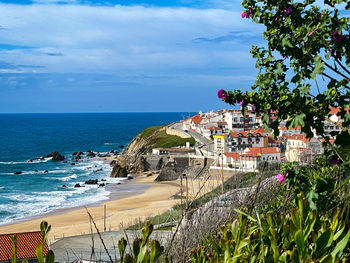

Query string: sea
0 112 190 225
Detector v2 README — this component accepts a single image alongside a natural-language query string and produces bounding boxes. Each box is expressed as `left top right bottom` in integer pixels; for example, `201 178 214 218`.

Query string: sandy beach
0 173 181 241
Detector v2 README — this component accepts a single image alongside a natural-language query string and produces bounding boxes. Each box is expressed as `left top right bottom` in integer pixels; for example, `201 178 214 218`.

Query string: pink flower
286 171 289 177
284 7 292 15
241 9 253 19
283 56 287 60
240 100 245 106
241 11 247 18
333 31 343 42
276 173 285 183
308 31 314 37
217 89 227 99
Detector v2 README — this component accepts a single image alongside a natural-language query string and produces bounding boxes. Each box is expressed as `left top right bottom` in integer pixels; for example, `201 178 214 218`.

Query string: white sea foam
60 174 78 181
0 157 52 165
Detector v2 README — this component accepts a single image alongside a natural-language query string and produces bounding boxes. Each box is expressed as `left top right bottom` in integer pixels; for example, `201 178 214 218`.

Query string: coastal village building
152 147 195 156
226 130 265 152
213 134 227 153
220 147 281 171
0 231 49 263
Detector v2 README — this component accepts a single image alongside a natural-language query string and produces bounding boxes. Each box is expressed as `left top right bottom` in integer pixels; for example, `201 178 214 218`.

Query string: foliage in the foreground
118 221 166 263
191 192 350 262
277 156 350 219
220 0 350 145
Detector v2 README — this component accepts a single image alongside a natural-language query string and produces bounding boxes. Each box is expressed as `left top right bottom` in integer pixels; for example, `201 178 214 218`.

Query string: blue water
0 113 188 225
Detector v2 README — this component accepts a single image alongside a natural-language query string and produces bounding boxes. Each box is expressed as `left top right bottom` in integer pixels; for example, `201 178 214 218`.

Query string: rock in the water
127 174 135 180
87 151 96 158
70 163 76 165
72 151 84 156
63 161 68 163
44 170 49 174
85 179 98 185
101 179 106 181
34 170 38 173
110 160 116 166
62 185 67 188
110 150 115 153
44 151 65 161
93 168 102 173
14 171 22 175
74 183 81 188
99 183 105 187
118 145 125 149
110 163 128 178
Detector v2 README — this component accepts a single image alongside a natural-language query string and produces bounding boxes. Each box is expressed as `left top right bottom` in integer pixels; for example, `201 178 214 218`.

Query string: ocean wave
0 157 52 165
60 174 78 181
0 185 111 225
103 142 118 145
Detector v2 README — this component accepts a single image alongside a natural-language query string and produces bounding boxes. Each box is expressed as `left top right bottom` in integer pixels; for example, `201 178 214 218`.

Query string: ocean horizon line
0 111 198 115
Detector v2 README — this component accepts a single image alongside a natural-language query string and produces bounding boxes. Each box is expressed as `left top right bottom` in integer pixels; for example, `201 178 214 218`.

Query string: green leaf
288 113 306 129
282 36 293 48
118 238 127 263
295 229 305 256
10 235 17 263
45 250 55 263
36 244 44 263
331 229 350 258
315 229 333 258
311 56 325 79
132 238 141 258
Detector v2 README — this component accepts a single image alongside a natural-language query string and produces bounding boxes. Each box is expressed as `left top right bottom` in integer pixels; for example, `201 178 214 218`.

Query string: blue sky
0 0 264 113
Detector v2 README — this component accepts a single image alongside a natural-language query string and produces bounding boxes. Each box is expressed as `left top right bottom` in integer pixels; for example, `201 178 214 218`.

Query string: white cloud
0 3 261 76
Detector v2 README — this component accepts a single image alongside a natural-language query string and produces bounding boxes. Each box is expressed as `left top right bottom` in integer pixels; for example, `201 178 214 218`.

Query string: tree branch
335 58 350 76
323 60 350 81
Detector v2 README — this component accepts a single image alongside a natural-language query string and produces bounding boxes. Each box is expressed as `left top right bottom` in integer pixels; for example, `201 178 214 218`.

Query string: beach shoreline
0 172 181 242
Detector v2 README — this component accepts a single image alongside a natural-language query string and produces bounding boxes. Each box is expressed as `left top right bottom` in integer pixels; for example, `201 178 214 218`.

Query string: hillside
110 125 195 177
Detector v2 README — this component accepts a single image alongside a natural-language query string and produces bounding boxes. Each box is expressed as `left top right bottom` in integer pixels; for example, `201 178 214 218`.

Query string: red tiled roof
0 231 49 261
279 126 301 131
216 122 227 125
206 126 221 131
224 152 240 160
285 134 309 143
243 147 280 156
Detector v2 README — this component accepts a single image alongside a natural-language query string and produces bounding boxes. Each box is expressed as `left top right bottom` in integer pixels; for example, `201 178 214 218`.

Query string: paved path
51 230 171 262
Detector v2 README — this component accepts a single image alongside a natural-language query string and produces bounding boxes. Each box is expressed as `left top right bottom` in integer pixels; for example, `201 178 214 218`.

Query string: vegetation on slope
139 125 195 153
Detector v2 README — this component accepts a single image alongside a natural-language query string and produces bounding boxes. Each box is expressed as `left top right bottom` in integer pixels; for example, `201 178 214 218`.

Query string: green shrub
191 192 350 262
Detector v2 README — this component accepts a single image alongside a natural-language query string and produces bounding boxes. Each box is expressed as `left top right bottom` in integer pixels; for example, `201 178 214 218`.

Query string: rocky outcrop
85 179 98 185
87 151 96 158
45 151 65 161
110 163 128 178
109 126 192 180
72 151 84 156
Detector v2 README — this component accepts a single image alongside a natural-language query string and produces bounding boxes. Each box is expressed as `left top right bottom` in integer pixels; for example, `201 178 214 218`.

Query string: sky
0 0 265 113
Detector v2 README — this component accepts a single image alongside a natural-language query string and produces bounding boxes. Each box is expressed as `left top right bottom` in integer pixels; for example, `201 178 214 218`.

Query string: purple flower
240 100 245 106
251 104 256 111
328 156 339 165
286 171 289 177
276 173 285 183
217 89 227 99
284 7 292 16
330 49 335 57
333 31 343 42
283 56 287 60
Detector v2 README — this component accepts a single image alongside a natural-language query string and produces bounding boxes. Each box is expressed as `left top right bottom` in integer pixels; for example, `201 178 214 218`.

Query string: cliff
110 125 195 178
